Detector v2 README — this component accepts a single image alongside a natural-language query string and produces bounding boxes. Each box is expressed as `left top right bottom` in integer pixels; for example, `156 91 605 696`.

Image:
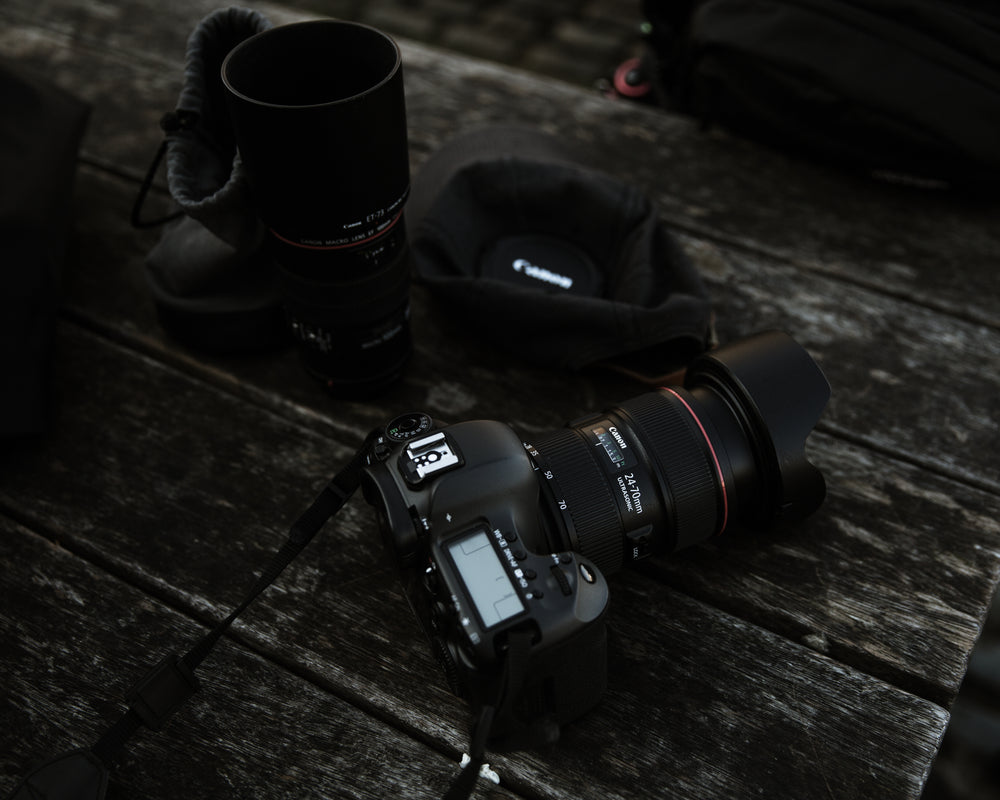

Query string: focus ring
532 428 624 575
619 391 721 551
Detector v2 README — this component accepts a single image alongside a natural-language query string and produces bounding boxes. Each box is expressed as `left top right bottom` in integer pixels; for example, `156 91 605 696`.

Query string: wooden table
3 1 1000 798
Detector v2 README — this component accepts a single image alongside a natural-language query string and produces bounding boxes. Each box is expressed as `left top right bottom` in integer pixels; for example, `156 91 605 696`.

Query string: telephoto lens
222 20 412 395
527 330 831 575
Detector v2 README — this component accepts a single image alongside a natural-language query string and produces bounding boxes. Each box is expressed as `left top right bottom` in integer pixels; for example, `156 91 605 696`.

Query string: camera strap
444 626 534 800
6 427 521 800
5 430 378 800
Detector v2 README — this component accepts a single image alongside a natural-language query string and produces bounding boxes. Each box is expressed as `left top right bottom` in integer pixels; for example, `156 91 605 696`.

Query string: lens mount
528 428 625 574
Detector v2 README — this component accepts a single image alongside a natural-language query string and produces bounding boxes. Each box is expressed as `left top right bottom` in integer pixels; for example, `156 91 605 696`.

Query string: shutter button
579 563 596 584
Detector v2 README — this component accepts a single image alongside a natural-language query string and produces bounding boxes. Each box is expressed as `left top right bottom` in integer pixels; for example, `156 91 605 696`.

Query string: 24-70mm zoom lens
528 330 831 576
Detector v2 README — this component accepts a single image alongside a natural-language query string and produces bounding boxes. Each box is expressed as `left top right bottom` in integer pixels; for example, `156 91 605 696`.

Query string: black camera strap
107 431 375 754
444 627 534 800
7 432 374 799
5 428 517 800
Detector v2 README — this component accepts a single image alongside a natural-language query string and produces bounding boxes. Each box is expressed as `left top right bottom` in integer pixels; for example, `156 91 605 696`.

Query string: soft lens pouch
138 7 286 353
408 125 713 380
479 233 603 296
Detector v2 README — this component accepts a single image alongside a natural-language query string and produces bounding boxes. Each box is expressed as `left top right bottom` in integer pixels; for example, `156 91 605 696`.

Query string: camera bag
640 0 1000 187
133 7 287 353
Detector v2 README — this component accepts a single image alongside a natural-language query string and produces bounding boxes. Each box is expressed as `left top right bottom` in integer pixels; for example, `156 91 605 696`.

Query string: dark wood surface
3 1 1000 798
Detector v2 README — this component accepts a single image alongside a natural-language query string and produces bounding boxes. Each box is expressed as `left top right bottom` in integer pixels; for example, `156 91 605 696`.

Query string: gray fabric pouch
135 6 286 353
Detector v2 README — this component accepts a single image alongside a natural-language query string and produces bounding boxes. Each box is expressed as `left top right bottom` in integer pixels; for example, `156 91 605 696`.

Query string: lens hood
684 330 831 529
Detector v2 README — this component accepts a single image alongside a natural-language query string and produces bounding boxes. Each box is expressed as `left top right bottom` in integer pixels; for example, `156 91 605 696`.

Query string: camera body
361 414 610 743
361 331 832 745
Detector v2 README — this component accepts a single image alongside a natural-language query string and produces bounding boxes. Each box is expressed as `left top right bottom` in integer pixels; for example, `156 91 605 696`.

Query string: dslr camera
361 331 830 745
1 332 830 800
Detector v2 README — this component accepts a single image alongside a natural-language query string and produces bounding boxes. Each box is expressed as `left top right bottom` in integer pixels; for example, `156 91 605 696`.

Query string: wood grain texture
2 0 999 797
7 0 1000 334
0 322 967 799
4 0 997 489
0 517 518 800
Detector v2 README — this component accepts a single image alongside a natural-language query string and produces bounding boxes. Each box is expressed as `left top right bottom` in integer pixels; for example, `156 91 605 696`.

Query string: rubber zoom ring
532 428 624 575
618 391 721 551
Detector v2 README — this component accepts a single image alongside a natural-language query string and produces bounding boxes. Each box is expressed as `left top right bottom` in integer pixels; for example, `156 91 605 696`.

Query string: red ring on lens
270 210 403 250
661 388 729 535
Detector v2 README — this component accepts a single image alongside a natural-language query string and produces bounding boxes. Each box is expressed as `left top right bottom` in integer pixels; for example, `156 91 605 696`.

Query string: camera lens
528 331 830 575
277 231 412 395
222 20 412 396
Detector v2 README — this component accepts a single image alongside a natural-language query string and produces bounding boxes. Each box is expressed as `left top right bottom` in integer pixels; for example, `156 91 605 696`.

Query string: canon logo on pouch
512 258 574 290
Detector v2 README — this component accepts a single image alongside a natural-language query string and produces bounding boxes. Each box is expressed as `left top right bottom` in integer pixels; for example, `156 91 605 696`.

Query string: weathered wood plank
4 0 999 332
3 2 999 797
0 470 950 800
0 516 520 800
647 433 1000 704
685 236 1000 493
65 159 1000 497
4 0 998 700
579 577 948 800
31 320 1000 715
0 324 977 766
2 8 997 491
396 42 1000 332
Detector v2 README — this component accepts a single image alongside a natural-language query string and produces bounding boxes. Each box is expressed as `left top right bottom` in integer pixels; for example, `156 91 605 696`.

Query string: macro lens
527 331 831 575
222 20 412 395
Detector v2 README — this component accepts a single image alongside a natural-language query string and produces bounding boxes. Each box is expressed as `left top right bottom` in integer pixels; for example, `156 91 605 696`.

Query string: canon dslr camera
361 331 830 746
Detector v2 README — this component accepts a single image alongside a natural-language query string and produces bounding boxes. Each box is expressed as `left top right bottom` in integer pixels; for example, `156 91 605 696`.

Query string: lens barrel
275 226 411 394
222 20 412 395
529 331 830 576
